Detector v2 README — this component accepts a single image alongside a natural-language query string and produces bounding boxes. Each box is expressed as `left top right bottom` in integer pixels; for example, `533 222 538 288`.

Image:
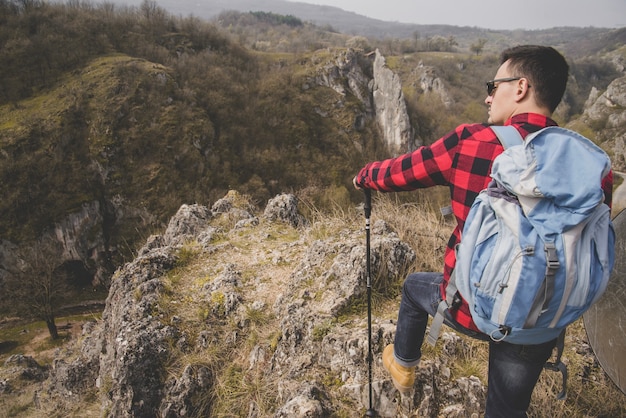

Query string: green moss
312 320 333 341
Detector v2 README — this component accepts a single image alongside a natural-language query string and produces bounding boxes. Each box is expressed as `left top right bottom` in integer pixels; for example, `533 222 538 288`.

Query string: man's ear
515 78 531 102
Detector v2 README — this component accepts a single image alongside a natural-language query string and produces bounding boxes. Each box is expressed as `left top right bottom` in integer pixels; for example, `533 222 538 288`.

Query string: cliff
371 51 416 155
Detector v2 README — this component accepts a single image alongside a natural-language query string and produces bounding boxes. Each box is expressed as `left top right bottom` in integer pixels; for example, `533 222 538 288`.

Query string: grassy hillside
0 2 379 248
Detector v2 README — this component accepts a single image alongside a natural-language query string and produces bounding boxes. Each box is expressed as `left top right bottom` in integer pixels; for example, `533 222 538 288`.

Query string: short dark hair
500 45 569 113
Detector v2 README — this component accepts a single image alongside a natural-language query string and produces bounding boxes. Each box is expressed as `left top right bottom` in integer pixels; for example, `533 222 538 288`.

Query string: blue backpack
454 127 615 344
428 126 615 398
430 126 615 346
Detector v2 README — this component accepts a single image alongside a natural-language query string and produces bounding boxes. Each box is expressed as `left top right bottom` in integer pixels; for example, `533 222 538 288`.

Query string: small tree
470 38 488 56
11 236 69 339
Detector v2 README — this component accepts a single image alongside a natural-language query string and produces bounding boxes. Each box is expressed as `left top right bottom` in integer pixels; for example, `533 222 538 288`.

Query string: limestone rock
412 61 453 109
39 190 487 417
263 193 304 227
2 354 48 384
579 75 626 170
372 50 415 155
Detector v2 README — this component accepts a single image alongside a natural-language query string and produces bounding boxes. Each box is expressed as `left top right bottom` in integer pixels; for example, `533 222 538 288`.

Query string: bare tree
11 236 69 339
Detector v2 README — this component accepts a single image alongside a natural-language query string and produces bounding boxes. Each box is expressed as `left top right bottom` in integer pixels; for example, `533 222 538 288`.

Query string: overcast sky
289 0 625 30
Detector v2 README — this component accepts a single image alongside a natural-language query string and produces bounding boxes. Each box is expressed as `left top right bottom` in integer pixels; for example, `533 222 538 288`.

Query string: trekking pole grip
364 188 371 219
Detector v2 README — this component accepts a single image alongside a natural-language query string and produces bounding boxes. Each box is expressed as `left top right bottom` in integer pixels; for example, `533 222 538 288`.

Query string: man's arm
354 130 460 192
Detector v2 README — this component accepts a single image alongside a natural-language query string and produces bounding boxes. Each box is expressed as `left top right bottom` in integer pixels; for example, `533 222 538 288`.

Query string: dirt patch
20 321 85 362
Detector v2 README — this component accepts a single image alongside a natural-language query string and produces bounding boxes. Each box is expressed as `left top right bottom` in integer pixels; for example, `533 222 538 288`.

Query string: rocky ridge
19 191 490 417
3 191 623 417
580 74 626 169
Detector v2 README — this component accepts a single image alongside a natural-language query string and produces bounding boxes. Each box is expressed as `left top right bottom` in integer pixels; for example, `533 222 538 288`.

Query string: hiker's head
485 45 569 124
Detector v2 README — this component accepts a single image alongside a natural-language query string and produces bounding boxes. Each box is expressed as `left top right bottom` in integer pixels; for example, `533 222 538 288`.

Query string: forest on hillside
0 0 376 243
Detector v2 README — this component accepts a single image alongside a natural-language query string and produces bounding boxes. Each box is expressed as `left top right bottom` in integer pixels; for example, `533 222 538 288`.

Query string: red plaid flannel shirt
356 113 614 331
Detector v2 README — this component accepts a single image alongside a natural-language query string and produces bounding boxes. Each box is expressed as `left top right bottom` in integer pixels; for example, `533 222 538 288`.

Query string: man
353 45 613 417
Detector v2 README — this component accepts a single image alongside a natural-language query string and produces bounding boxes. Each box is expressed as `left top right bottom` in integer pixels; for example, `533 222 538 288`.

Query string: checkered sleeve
355 123 506 278
355 128 460 192
355 124 503 215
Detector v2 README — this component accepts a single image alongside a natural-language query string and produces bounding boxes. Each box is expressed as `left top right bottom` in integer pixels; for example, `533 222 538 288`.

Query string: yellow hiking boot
382 344 415 393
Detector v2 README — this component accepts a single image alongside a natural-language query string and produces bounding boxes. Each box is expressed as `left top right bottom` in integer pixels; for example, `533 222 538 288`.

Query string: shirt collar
504 113 558 128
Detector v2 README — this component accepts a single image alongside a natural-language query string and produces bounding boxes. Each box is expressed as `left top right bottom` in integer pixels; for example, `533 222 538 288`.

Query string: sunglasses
486 77 521 96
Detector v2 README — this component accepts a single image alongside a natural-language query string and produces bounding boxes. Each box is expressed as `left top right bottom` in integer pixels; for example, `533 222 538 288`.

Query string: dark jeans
393 272 557 417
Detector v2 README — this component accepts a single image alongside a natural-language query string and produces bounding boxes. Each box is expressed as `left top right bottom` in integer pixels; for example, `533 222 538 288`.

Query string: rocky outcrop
0 202 106 288
372 50 416 155
313 48 416 155
41 191 488 417
52 201 112 286
579 75 626 169
583 76 626 127
1 355 48 393
412 61 454 109
0 196 157 299
313 48 374 117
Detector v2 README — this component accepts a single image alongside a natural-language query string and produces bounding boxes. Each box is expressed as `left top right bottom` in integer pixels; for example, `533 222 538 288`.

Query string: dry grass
368 192 453 273
156 205 310 416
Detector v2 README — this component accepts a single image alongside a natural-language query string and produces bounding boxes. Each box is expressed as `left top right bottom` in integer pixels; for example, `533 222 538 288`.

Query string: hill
114 0 626 56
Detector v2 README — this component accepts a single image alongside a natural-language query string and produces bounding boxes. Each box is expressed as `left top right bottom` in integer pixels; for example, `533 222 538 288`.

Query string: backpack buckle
545 243 560 272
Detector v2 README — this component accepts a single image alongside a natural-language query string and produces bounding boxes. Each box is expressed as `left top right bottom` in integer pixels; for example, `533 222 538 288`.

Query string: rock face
42 191 488 417
1 355 48 392
313 48 374 117
412 61 454 109
314 48 416 155
580 75 626 170
0 201 109 291
52 201 112 286
371 50 416 155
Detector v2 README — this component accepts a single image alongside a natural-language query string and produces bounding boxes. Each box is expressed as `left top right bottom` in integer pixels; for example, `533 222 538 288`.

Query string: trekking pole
363 188 377 417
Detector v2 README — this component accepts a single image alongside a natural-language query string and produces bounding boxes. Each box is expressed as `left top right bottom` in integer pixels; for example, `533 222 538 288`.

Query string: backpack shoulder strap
491 125 524 149
427 270 460 346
